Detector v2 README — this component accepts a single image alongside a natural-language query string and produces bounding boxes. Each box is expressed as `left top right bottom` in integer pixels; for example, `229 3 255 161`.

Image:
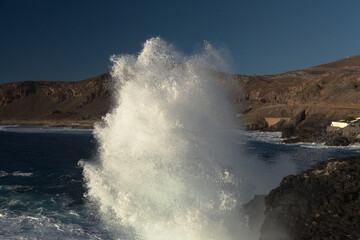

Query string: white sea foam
281 141 360 152
0 171 33 177
0 125 19 131
236 130 284 143
12 171 33 177
0 210 102 240
81 37 295 240
240 130 360 152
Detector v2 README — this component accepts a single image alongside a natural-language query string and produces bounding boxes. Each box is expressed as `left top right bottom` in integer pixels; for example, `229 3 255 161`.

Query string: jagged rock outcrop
260 156 360 240
326 124 360 145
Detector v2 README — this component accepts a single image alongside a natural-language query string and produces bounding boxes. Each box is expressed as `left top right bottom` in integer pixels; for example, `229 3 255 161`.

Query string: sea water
0 127 110 239
1 127 360 239
1 38 360 239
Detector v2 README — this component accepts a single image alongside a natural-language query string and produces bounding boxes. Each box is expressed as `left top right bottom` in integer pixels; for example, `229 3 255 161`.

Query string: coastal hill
230 54 360 143
2 55 360 134
0 73 112 128
234 54 360 128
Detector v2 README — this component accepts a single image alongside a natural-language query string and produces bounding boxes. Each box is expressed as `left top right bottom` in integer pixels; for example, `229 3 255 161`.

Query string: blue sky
1 0 360 83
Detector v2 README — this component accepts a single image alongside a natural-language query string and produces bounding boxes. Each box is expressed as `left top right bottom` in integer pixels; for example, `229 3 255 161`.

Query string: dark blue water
240 131 360 170
0 128 359 239
0 129 115 239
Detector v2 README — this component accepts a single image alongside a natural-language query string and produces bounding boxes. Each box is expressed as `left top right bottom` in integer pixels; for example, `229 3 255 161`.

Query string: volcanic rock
260 156 360 240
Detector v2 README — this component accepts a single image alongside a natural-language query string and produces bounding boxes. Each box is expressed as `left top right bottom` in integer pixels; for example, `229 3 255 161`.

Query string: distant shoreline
0 120 95 129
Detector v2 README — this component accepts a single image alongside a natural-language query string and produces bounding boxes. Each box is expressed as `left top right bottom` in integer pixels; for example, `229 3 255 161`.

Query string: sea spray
81 37 295 240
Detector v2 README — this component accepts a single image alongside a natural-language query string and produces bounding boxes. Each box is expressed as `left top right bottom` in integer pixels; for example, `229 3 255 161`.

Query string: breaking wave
81 37 294 240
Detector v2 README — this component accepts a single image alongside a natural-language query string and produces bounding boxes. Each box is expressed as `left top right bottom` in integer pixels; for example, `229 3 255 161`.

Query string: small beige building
331 121 349 128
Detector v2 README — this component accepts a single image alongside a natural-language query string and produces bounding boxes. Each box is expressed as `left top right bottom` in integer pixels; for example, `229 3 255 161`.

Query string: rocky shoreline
0 118 358 146
245 156 360 240
274 125 359 146
1 118 358 146
3 56 360 145
0 120 95 129
249 110 360 146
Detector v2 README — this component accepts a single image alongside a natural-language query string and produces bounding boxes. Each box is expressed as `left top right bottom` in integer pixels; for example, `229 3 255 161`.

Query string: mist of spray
81 37 294 240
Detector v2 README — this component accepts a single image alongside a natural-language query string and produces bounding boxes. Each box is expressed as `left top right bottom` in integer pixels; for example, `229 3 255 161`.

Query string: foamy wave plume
81 37 294 240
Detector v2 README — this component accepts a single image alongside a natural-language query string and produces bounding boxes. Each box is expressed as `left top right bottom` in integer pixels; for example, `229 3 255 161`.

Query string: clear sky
1 0 360 83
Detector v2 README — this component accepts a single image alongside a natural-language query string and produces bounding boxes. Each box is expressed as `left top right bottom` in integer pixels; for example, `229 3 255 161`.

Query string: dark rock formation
260 156 360 240
325 124 360 145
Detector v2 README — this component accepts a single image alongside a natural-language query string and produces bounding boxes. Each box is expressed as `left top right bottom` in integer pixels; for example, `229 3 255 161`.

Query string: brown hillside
230 55 360 132
1 55 360 134
0 73 112 127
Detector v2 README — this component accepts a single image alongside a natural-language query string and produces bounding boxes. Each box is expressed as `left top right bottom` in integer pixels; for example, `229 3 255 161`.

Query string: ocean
1 126 359 239
2 37 359 239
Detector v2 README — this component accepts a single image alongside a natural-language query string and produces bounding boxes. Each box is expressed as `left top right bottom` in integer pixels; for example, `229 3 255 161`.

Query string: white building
331 121 349 128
